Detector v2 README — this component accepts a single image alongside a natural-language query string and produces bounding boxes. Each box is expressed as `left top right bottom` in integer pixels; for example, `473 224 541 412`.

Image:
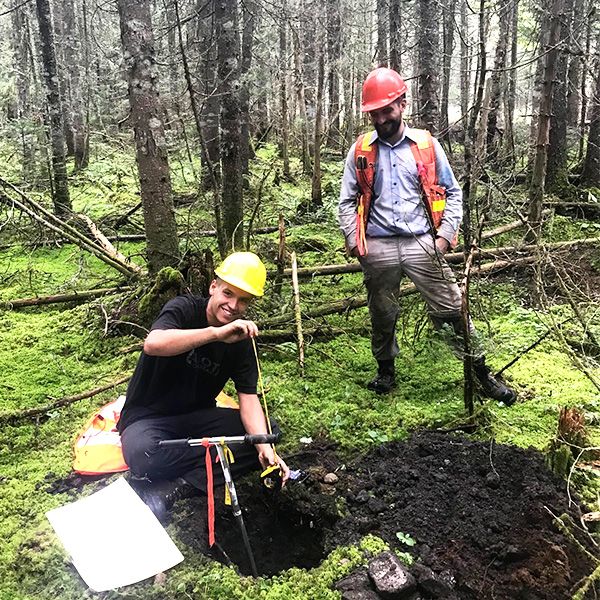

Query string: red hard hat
361 68 408 112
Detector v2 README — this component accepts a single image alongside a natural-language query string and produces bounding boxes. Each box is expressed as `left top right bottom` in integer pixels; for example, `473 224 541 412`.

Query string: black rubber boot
473 361 517 406
129 476 199 519
367 360 396 394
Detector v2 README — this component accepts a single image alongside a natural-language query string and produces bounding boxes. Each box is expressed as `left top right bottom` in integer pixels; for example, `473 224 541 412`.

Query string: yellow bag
73 396 128 475
73 392 238 475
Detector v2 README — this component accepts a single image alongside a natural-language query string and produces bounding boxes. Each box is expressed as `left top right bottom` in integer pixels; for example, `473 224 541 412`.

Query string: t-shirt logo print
186 349 221 375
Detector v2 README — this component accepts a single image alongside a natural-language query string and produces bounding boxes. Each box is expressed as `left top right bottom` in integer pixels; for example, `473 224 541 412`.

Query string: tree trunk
215 0 244 252
117 0 180 273
440 0 457 143
35 0 72 216
501 0 519 166
389 0 401 72
486 0 510 164
11 0 36 181
581 27 600 186
566 0 586 126
326 0 341 150
546 0 574 191
417 0 440 132
311 53 325 208
292 27 312 175
527 0 565 243
61 0 89 170
528 6 551 161
240 0 257 178
278 0 291 178
578 10 593 161
459 0 470 129
199 9 221 193
376 0 388 66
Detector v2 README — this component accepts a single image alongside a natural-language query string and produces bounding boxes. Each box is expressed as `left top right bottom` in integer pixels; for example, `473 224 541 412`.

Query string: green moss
138 267 186 325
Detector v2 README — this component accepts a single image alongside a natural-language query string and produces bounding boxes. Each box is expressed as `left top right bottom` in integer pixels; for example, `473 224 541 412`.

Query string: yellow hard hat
214 252 266 297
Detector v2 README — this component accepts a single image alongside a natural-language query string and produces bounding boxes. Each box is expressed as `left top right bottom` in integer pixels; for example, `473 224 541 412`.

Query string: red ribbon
202 439 215 547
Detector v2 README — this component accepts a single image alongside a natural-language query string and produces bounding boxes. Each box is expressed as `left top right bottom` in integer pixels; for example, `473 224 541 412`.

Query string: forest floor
44 431 597 600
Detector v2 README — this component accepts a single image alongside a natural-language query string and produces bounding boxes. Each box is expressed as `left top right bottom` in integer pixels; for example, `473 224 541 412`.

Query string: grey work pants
358 234 464 362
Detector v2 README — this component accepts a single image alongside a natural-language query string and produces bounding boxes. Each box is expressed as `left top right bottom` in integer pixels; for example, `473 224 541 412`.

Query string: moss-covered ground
1 140 599 599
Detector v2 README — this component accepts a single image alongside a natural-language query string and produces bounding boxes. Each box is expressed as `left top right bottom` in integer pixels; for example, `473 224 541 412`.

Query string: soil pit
44 431 598 599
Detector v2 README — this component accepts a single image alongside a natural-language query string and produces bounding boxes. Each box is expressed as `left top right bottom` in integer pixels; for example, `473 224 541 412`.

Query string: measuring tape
252 338 283 489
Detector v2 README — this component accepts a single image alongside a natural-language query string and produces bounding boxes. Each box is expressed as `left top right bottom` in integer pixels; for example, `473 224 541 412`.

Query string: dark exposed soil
44 431 598 599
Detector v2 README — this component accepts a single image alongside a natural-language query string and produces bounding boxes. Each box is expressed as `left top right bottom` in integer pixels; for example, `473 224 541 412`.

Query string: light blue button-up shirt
338 126 462 250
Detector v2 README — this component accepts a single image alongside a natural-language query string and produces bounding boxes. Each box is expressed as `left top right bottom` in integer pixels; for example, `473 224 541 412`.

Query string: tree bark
117 0 180 273
35 0 72 216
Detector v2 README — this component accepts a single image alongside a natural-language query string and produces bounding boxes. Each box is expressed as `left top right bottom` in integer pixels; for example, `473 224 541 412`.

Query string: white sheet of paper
46 477 184 592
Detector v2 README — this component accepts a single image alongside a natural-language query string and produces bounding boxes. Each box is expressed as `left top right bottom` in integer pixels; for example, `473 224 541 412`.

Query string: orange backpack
73 396 128 475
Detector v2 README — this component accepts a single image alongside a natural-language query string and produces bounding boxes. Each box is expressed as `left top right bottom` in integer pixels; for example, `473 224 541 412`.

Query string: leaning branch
0 374 132 424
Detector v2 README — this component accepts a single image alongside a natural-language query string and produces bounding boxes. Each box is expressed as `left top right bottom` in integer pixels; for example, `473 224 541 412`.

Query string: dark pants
120 408 279 491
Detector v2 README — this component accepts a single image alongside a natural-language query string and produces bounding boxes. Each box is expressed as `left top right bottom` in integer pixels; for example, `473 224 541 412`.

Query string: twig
496 318 573 376
291 251 305 377
1 286 133 309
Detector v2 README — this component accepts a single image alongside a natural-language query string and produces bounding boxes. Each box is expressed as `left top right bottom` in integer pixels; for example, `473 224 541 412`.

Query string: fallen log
2 286 133 310
276 237 597 280
0 374 132 424
0 178 141 279
262 256 537 328
77 213 143 274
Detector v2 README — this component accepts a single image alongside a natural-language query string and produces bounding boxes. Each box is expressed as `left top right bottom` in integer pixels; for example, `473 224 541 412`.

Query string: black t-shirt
118 295 258 431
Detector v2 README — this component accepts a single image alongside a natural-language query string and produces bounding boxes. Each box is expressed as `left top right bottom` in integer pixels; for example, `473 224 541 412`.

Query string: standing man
338 67 516 404
118 252 289 517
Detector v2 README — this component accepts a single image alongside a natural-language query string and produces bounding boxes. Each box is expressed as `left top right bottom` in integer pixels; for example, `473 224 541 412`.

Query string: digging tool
159 433 280 577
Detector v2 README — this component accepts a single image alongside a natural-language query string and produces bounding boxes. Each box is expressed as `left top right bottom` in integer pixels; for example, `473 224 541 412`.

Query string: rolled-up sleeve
433 137 462 243
338 143 359 251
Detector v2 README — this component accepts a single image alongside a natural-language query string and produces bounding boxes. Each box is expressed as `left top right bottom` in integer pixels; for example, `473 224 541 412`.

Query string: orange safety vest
354 128 455 256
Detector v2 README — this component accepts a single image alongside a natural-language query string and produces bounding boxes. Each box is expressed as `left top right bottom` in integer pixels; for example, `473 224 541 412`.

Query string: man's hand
215 319 258 343
435 236 450 255
257 445 290 486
